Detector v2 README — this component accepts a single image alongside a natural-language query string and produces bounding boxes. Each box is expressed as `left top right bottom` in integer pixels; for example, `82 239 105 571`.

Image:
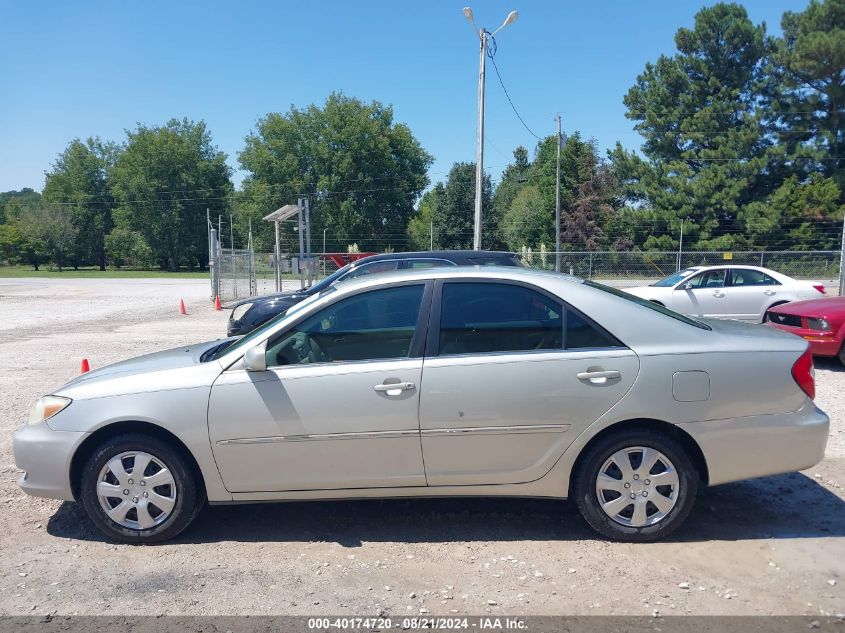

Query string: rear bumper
12 422 85 501
764 322 841 357
679 400 829 486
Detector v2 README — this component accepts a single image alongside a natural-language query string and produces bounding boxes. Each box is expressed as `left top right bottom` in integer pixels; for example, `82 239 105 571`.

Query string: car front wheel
80 433 204 543
573 430 699 542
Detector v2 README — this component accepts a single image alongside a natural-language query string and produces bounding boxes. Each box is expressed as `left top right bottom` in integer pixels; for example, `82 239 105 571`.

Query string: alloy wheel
595 446 680 527
96 451 177 530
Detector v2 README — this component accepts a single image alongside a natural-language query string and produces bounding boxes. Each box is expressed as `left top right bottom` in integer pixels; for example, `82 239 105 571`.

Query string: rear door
670 268 727 318
418 280 639 486
725 268 781 321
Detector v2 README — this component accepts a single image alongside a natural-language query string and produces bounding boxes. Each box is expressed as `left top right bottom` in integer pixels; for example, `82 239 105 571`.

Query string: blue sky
0 0 807 193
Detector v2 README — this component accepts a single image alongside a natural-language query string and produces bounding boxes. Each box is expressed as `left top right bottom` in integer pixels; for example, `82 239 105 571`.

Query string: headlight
231 303 253 322
28 396 72 425
807 317 831 331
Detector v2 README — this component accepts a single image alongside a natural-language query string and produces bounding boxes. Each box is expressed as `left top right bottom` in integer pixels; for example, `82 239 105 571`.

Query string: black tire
79 433 205 543
838 342 845 367
573 430 699 542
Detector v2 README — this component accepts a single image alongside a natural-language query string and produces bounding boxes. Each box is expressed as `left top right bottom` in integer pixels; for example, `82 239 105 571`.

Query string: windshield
215 289 333 358
585 281 711 330
651 268 698 287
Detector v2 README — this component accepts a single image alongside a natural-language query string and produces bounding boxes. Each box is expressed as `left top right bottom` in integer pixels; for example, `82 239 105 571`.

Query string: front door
670 268 727 318
208 283 430 492
418 281 639 486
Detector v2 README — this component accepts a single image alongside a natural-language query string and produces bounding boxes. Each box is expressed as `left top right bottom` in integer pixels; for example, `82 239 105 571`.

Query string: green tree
616 3 775 248
500 185 550 250
42 138 118 270
431 162 493 249
769 0 845 195
18 205 79 271
239 93 432 253
110 119 232 271
407 185 442 250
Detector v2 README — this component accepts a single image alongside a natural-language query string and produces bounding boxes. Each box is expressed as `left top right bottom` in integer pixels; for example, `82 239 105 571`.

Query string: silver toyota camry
13 267 829 543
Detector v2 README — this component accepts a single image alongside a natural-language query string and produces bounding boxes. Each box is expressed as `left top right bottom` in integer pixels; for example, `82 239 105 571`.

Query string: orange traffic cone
80 358 90 374
179 299 187 315
214 295 222 311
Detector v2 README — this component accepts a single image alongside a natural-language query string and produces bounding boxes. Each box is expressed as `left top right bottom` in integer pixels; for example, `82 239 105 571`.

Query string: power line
486 42 543 142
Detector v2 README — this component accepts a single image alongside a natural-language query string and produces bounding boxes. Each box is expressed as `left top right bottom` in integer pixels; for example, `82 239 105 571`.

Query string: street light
463 7 519 251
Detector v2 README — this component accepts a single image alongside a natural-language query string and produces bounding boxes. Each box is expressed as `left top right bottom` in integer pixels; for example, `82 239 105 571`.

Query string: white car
625 265 826 322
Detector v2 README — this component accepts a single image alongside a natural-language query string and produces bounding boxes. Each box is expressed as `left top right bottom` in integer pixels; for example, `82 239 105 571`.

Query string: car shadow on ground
46 471 845 546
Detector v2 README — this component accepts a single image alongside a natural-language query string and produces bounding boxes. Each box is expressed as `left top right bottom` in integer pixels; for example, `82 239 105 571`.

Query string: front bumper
12 422 86 501
680 399 829 486
764 322 841 357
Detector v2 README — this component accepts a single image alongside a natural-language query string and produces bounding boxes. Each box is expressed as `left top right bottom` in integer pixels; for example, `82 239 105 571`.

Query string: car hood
769 297 845 318
233 290 308 308
56 339 231 398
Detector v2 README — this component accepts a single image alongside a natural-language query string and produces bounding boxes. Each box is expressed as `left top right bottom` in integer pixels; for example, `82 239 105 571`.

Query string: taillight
791 348 815 400
813 284 826 294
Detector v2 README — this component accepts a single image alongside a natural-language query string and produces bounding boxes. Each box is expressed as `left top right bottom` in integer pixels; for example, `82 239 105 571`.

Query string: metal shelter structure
263 198 316 291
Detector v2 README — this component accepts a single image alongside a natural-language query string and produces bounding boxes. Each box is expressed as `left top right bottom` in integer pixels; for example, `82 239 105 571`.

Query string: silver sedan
13 267 829 543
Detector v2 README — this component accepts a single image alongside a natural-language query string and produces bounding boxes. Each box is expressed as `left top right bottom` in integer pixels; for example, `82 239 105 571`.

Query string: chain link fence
215 248 256 304
522 250 841 281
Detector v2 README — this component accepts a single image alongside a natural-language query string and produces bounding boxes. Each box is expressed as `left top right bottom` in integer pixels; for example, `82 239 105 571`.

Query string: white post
677 218 684 272
839 210 845 297
473 29 487 251
297 198 306 290
273 221 281 293
555 113 561 272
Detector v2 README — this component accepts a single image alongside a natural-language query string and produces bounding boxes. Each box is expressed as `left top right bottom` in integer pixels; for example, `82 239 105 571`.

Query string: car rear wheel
80 433 204 543
573 430 699 542
838 342 845 367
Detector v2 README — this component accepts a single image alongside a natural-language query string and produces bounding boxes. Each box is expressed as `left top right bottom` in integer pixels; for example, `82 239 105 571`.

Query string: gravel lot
0 277 843 618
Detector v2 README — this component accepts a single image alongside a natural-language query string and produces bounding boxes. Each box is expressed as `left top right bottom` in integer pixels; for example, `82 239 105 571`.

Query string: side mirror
244 341 268 371
681 282 693 291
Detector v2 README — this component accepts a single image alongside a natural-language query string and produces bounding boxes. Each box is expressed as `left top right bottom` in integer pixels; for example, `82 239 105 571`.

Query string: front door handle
713 291 725 298
373 381 416 395
577 370 621 384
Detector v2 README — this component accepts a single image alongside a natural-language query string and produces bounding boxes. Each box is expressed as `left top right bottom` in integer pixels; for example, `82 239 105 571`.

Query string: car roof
333 265 580 291
350 250 519 265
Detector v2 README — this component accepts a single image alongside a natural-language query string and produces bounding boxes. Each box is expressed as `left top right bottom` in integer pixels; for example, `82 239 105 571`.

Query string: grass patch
0 265 209 279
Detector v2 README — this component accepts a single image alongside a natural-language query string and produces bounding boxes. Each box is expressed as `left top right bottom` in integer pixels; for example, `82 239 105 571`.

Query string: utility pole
555 113 561 272
839 210 845 297
463 7 519 251
472 28 487 251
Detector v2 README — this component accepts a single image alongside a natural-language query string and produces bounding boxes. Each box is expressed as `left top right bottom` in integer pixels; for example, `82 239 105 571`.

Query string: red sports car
765 297 845 365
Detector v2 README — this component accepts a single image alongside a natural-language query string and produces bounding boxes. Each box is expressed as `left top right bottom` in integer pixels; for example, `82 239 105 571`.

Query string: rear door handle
577 370 621 384
764 290 775 296
373 381 416 395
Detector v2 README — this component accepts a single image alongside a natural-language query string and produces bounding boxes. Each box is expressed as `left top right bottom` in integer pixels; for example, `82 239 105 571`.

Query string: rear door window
730 269 779 287
438 283 562 355
405 259 456 270
565 309 623 349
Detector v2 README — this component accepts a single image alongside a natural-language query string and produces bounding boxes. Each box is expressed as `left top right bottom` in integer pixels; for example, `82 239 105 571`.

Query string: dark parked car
227 250 524 335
